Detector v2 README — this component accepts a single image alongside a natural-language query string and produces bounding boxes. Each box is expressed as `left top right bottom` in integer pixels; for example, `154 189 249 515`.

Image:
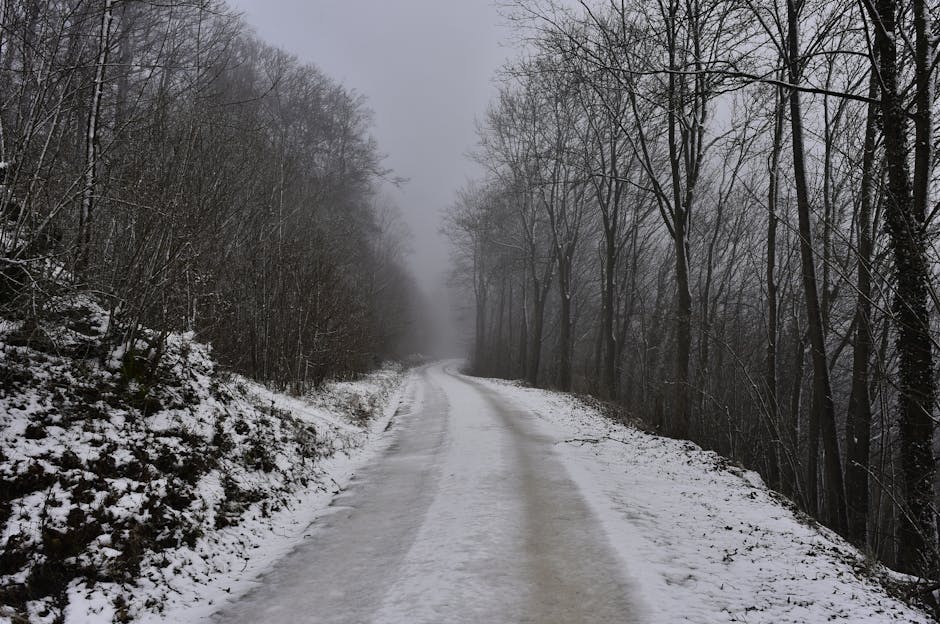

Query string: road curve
211 362 641 624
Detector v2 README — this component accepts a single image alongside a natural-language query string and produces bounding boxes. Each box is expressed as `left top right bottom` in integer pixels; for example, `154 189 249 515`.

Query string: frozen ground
128 368 412 624
211 362 642 624
4 354 931 623
471 372 932 623
208 362 931 623
0 298 409 624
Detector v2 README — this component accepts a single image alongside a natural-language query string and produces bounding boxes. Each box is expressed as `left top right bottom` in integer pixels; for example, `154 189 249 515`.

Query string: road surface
211 363 641 623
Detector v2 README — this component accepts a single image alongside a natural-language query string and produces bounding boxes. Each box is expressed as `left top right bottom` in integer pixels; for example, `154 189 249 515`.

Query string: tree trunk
785 314 806 501
845 65 878 547
557 256 573 391
786 0 848 535
765 83 784 490
78 0 116 273
602 234 618 398
871 0 938 575
519 279 529 380
674 226 693 439
528 284 547 386
665 0 691 440
473 248 488 373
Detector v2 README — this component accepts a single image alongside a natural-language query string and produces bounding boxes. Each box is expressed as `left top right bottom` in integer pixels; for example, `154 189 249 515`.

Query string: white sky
226 0 516 293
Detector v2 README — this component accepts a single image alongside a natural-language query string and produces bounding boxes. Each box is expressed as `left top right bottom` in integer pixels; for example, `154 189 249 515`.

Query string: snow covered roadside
470 374 934 624
6 364 414 624
0 297 415 624
127 371 418 624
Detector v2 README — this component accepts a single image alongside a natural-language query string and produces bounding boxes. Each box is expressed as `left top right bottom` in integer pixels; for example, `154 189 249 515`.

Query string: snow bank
471 375 934 624
0 296 410 623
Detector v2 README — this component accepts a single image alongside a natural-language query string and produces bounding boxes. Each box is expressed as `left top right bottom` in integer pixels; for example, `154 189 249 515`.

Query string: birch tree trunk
78 0 116 273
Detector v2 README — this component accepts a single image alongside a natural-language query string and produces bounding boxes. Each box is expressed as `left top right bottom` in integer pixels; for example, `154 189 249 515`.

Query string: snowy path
210 363 642 623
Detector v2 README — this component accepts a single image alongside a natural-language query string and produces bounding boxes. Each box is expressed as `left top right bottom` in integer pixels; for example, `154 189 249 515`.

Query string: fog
227 0 512 297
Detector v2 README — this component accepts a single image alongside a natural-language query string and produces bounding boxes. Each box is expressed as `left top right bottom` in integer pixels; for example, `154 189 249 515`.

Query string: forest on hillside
447 0 940 587
0 0 426 391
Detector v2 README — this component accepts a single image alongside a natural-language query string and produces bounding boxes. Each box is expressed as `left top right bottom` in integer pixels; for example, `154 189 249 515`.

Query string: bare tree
865 0 938 575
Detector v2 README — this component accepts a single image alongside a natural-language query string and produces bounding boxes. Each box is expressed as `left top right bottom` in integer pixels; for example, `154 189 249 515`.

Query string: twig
561 435 630 445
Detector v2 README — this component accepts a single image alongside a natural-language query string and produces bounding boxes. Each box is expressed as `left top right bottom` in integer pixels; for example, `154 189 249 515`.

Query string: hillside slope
0 296 408 623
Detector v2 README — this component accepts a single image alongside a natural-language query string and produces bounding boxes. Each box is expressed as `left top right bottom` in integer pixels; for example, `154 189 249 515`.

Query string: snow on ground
204 362 644 624
0 296 413 623
471 375 934 624
127 372 416 624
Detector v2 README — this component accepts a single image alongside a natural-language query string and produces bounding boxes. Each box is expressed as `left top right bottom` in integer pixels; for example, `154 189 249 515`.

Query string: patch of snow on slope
129 368 416 624
0 295 413 623
470 375 932 624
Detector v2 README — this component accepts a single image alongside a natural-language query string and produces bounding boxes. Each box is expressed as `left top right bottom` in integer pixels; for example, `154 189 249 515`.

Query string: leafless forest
0 0 427 391
3 0 940 615
445 0 940 585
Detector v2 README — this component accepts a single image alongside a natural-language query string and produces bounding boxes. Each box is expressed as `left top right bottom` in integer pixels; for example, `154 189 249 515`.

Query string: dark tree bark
519 280 529 380
666 10 695 438
869 0 938 575
786 0 848 535
602 229 618 397
473 243 489 372
845 64 879 547
765 83 785 491
556 253 573 390
527 263 553 386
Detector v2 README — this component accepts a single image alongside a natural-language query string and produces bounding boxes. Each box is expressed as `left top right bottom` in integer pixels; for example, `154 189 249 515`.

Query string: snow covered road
210 362 643 623
207 362 931 624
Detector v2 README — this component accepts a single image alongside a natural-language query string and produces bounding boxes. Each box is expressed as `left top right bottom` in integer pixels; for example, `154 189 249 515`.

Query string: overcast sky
226 0 514 293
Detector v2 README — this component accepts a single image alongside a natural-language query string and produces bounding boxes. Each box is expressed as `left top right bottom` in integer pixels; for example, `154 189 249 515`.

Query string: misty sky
226 0 515 292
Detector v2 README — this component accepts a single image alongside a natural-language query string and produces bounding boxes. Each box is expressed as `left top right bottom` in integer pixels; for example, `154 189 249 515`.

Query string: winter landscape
2 0 940 622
